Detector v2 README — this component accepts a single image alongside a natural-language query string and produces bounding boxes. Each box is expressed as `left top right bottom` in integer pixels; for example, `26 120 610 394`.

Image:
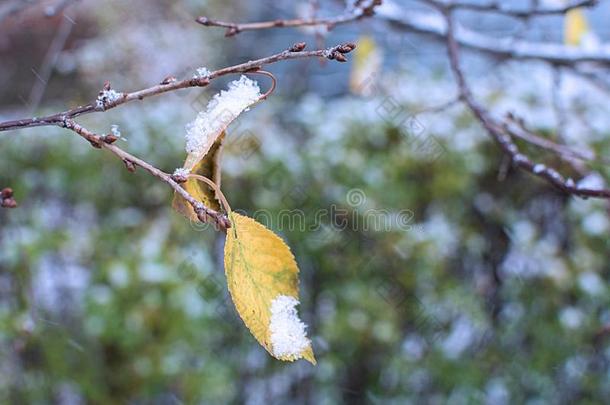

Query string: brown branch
196 0 381 36
439 0 597 18
441 6 610 199
0 43 356 228
0 42 356 133
62 119 231 230
378 0 610 67
502 114 610 167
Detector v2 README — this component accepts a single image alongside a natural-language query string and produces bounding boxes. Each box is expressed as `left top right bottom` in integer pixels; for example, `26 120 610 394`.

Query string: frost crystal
533 163 546 174
173 167 190 177
269 295 311 359
110 124 121 137
577 172 605 190
96 89 123 109
194 67 211 79
185 75 261 156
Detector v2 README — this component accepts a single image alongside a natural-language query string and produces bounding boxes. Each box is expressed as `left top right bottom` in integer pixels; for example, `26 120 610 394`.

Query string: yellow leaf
349 35 383 96
172 132 225 219
224 212 316 364
565 9 589 46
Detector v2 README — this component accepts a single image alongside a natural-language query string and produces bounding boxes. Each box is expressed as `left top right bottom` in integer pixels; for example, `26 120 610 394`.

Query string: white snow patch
110 124 121 137
185 75 261 156
194 67 211 79
577 172 606 190
269 295 311 359
96 89 123 109
533 163 546 174
173 167 190 178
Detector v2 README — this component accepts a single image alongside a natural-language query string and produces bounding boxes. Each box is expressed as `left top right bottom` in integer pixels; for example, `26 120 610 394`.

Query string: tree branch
438 0 597 19
378 0 610 66
196 0 381 36
0 42 356 228
441 6 610 199
0 43 356 133
62 119 232 230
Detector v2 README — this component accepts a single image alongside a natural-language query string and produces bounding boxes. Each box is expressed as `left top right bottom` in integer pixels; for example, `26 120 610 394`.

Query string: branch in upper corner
442 8 610 200
0 42 356 133
435 0 597 19
378 0 610 66
196 0 381 36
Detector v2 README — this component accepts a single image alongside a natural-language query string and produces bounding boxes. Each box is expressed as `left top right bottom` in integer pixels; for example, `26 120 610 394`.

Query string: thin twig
62 119 231 230
0 43 356 132
0 43 356 227
439 0 597 19
441 6 610 199
378 0 610 66
196 0 381 36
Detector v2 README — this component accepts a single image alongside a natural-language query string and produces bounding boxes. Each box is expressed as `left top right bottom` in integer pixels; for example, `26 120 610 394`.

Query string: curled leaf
184 75 261 171
173 132 225 218
173 75 262 220
224 212 315 364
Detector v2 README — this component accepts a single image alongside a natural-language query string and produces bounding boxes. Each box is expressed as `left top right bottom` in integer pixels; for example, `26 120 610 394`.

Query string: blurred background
1 0 610 403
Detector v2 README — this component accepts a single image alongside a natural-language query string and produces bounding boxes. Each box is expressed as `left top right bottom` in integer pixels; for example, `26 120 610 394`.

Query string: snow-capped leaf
184 75 261 171
224 212 315 364
173 132 225 219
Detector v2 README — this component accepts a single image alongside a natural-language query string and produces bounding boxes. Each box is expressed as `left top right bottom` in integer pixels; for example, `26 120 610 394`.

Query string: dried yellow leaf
565 9 590 46
224 212 316 364
172 132 225 219
349 35 383 96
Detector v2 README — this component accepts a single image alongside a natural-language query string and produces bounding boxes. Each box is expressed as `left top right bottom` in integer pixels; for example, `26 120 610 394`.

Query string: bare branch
441 7 610 199
196 0 381 36
62 119 231 230
0 43 356 227
0 43 356 133
378 1 610 66
438 0 597 19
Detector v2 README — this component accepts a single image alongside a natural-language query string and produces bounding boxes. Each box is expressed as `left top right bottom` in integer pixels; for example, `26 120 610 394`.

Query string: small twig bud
337 43 357 53
289 42 307 52
1 198 17 208
103 81 111 91
1 188 13 199
160 76 177 85
103 134 119 144
1 188 17 208
225 27 239 37
196 210 209 224
219 215 231 230
123 159 136 172
196 16 210 25
334 53 348 62
171 173 188 183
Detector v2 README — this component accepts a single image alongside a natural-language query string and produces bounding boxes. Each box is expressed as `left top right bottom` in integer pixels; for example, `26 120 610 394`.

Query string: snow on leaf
183 75 261 171
223 212 315 364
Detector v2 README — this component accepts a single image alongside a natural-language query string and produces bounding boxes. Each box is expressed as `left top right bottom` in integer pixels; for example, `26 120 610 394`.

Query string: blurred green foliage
1 0 610 404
